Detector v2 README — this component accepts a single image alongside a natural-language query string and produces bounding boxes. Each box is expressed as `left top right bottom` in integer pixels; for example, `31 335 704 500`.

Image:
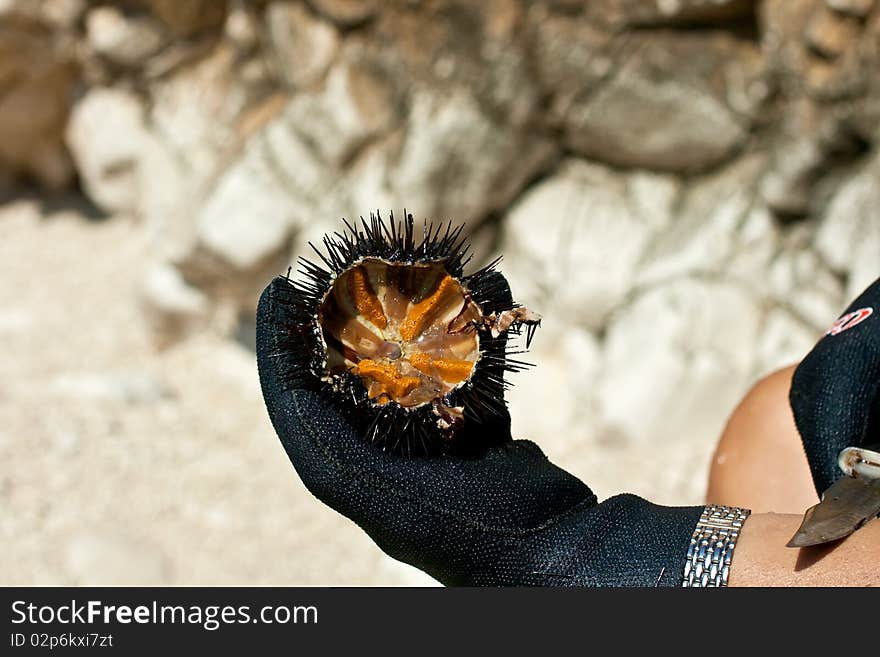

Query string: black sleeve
790 276 880 494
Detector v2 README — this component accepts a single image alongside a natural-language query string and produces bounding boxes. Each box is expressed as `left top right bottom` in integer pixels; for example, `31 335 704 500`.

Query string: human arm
257 272 880 587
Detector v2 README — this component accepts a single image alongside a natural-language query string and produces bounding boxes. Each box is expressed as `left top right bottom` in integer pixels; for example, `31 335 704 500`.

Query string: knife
786 444 880 548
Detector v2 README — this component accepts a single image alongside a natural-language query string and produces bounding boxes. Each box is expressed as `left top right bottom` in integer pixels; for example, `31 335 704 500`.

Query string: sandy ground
1 200 437 585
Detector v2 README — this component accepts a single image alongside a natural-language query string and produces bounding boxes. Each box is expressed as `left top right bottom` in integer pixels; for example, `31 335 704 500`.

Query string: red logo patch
826 307 874 336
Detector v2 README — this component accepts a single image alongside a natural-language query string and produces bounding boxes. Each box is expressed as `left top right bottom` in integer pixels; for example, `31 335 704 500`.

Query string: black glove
790 275 880 494
256 274 702 586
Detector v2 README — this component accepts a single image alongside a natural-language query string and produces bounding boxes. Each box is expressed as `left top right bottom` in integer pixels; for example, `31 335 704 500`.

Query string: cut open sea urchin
268 212 541 455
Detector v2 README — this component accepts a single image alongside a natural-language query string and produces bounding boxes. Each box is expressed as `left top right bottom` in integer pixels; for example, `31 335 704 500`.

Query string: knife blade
787 445 880 548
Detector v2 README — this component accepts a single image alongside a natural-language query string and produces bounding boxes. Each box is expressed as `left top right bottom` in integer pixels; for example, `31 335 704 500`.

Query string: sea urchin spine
267 211 540 455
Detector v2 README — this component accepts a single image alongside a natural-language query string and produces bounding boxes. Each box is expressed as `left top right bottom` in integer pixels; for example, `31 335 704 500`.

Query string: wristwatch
681 504 751 587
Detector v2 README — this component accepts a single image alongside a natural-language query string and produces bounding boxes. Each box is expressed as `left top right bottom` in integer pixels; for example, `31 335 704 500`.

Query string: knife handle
838 444 880 480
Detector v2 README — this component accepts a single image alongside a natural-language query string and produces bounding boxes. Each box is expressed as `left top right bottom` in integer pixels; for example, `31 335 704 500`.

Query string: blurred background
2 0 879 585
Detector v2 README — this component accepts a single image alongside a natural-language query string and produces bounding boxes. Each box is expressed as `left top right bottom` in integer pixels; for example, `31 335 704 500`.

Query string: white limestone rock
754 308 819 377
305 0 377 27
637 155 765 286
194 134 300 272
507 323 602 450
769 231 846 332
65 87 147 214
564 33 760 172
502 159 679 331
85 6 168 67
142 44 284 259
815 155 880 299
285 59 396 167
140 261 210 345
596 278 762 450
265 1 339 89
389 89 556 226
723 206 784 304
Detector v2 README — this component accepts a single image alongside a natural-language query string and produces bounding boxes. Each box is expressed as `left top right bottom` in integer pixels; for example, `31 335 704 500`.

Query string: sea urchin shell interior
318 257 482 408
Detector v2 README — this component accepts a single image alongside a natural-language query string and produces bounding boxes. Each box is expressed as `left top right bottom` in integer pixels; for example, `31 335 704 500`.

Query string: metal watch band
681 504 751 588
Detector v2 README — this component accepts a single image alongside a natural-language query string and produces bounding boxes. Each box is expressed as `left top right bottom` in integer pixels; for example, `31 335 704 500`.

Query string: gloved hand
790 275 880 494
256 273 702 586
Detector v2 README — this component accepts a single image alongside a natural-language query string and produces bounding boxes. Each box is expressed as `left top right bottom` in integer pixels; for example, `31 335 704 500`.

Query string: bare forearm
730 513 880 586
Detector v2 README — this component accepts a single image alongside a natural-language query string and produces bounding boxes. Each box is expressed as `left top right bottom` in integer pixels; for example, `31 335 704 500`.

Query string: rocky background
3 0 879 585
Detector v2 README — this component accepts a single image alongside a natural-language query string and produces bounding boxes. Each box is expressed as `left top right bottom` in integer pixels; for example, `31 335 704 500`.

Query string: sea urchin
267 211 540 455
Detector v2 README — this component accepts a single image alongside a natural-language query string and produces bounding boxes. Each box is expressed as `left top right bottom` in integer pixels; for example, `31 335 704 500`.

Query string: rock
0 0 87 29
758 0 816 92
590 277 765 502
825 0 876 17
803 44 866 101
803 6 860 60
140 261 210 345
726 205 782 291
815 154 880 299
502 159 678 331
249 99 348 223
0 14 76 189
178 99 345 311
85 6 168 67
602 0 758 27
469 1 543 126
305 0 377 27
390 89 557 225
769 231 846 331
224 1 259 52
344 138 397 217
564 33 761 173
142 43 281 260
285 59 397 166
597 278 762 450
137 135 191 259
265 1 339 89
65 87 147 215
194 136 299 273
759 0 866 102
761 102 869 216
845 235 880 302
507 323 601 448
761 137 824 217
146 0 227 38
815 160 875 278
754 308 818 378
149 44 260 178
0 0 83 26
528 9 614 125
638 154 764 285
39 0 85 29
373 1 538 126
626 170 682 231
